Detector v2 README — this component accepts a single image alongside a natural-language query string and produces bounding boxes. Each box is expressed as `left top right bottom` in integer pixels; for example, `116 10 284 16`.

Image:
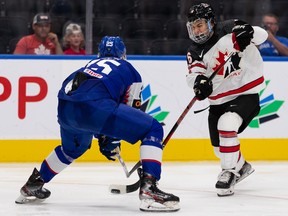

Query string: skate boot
215 169 239 197
138 168 180 212
15 168 51 204
236 161 255 184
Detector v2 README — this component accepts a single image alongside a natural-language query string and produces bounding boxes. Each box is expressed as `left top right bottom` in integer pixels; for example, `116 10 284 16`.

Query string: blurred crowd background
0 0 287 55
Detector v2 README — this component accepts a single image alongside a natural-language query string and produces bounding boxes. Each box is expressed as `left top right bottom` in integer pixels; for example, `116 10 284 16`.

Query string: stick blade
109 179 140 195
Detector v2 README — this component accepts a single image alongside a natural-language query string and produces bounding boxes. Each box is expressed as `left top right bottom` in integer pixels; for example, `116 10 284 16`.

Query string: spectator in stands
13 13 63 55
62 23 86 55
258 13 288 56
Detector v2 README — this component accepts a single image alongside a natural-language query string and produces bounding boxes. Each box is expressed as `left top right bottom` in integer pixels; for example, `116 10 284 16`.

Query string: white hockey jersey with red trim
186 20 267 105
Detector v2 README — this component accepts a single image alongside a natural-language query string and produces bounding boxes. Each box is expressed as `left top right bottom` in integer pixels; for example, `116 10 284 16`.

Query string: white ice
1 161 287 216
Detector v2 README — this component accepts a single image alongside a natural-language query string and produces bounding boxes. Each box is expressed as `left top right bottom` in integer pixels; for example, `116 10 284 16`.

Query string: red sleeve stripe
220 144 240 153
192 63 206 68
189 63 206 70
219 130 237 138
209 76 264 100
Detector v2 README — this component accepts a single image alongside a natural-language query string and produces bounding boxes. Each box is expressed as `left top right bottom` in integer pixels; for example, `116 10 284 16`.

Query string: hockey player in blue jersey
15 36 180 212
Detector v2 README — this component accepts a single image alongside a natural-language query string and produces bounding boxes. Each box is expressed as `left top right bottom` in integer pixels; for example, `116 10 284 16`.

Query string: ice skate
236 161 255 184
216 169 239 197
15 168 51 204
138 168 180 212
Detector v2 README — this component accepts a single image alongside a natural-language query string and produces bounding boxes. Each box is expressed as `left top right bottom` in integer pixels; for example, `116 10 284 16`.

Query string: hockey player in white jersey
15 36 180 212
185 3 268 196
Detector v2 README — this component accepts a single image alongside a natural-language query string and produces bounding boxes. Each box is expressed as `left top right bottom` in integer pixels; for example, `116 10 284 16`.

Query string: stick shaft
127 51 236 177
115 154 129 177
116 51 236 192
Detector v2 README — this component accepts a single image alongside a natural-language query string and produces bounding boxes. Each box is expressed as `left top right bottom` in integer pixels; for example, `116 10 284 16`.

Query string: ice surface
1 161 287 216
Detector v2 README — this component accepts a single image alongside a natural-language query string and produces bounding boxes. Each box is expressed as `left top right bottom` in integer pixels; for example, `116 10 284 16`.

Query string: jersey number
86 59 120 75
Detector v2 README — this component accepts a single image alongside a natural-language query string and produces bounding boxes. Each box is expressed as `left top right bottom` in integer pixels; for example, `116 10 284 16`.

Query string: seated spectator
258 13 288 56
14 13 63 55
62 23 86 55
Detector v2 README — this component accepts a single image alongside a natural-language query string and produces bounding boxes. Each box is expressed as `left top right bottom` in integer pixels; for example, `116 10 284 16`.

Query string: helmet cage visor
186 19 213 44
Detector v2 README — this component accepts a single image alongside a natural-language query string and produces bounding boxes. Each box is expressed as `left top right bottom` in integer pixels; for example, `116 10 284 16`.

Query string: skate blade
139 199 180 212
15 194 46 204
216 186 235 197
236 168 255 184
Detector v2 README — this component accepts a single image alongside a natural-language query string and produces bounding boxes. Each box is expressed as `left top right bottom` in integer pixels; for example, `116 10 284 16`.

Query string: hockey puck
111 189 120 194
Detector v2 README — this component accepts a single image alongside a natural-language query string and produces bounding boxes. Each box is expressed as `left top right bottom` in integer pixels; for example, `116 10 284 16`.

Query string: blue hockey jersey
58 57 142 105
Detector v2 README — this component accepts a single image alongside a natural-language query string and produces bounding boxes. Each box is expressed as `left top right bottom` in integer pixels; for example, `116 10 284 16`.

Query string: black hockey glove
232 20 254 52
98 135 121 161
193 75 213 100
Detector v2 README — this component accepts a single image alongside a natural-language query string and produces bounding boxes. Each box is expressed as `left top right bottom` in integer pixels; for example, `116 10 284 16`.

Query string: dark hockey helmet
186 3 215 44
187 3 215 23
98 36 126 59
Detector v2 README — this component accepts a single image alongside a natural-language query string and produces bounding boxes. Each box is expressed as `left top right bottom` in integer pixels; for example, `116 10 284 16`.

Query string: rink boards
1 138 287 162
0 55 287 162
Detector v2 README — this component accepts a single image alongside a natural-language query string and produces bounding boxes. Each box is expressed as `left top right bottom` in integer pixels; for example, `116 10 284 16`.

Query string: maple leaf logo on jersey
212 51 241 78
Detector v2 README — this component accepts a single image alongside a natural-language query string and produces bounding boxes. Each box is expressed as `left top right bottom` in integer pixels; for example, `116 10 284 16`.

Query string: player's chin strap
112 50 238 193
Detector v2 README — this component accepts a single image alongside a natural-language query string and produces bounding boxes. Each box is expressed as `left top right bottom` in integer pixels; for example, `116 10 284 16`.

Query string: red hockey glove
232 20 254 52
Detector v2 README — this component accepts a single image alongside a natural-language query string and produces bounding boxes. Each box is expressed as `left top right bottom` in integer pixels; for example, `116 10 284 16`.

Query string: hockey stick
124 96 199 178
110 51 236 194
126 50 236 176
109 95 198 194
114 147 130 178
